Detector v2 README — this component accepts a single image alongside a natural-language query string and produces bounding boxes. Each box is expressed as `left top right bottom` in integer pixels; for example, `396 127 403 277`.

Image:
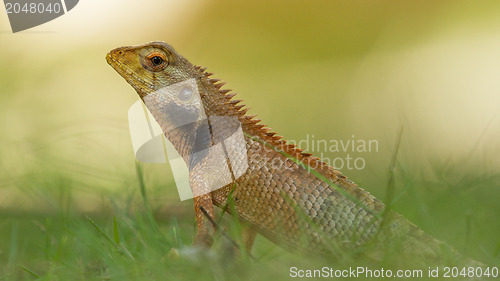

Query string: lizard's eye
151 56 163 66
145 52 167 71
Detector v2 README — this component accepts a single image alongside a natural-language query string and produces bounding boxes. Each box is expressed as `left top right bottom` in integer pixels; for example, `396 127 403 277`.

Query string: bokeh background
1 0 499 280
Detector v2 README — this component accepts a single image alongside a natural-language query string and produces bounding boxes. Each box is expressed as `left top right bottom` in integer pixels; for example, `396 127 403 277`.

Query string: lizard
106 41 482 266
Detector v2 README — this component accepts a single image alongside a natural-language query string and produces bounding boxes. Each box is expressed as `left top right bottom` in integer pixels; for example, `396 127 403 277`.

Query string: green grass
0 165 302 281
0 145 499 281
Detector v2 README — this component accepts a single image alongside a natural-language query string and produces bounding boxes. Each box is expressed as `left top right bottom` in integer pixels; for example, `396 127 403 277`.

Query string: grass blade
86 215 135 260
113 216 120 245
18 265 40 278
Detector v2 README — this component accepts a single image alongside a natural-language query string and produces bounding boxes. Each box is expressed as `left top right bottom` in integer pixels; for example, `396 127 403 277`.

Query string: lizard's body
106 41 475 265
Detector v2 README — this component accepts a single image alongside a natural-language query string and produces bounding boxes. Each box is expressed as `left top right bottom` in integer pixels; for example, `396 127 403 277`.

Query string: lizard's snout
105 52 113 65
106 49 121 65
106 47 129 66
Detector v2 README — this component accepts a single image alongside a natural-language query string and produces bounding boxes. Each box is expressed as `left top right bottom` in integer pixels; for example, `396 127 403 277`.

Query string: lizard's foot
193 230 214 248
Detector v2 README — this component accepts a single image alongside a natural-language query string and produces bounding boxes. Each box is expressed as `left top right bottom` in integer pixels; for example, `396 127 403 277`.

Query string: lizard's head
106 41 195 98
107 41 210 153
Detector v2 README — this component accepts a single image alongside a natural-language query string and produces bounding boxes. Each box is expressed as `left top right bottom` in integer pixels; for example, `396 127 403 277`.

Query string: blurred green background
1 0 499 280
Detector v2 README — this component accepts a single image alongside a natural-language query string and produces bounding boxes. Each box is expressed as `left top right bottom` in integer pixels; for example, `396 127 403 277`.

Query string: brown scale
107 42 484 267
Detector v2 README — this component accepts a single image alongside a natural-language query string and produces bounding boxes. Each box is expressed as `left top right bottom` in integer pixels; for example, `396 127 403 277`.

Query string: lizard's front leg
193 193 215 246
189 164 216 247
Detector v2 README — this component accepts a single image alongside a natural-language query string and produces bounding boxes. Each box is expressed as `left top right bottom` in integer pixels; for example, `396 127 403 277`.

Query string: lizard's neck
162 125 198 165
145 71 234 169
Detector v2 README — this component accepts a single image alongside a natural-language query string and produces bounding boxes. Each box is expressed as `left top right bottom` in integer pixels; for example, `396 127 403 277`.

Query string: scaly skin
106 41 477 265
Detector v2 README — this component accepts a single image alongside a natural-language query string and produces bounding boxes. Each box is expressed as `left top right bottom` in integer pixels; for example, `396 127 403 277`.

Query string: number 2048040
443 267 498 278
5 2 62 14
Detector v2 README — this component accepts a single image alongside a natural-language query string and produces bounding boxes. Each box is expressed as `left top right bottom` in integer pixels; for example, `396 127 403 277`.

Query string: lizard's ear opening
143 51 169 72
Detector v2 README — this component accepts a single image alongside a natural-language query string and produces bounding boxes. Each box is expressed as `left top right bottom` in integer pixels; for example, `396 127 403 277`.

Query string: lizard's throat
159 120 211 168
